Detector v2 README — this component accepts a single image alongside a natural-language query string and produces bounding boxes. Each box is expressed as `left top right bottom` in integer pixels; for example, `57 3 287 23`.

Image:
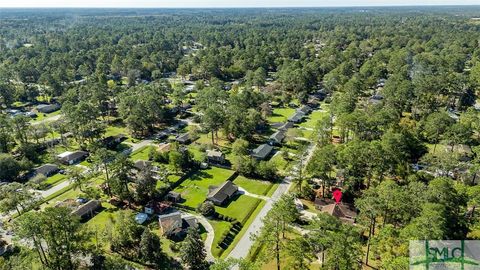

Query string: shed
166 191 182 203
135 213 149 225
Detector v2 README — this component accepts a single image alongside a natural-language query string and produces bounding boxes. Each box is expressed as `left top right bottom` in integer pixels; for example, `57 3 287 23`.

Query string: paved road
227 142 317 260
124 139 154 152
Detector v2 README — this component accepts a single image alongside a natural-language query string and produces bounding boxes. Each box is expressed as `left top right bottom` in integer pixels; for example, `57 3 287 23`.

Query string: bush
197 201 216 217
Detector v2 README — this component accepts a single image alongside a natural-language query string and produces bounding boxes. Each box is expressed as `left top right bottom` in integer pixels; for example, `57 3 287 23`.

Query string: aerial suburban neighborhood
1 3 480 270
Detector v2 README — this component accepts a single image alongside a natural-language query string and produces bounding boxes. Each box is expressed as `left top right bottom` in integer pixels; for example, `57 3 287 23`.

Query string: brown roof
320 203 357 223
158 143 171 153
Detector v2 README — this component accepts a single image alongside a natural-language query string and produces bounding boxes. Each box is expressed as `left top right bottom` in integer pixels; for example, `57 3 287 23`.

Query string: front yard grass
42 174 67 188
267 108 295 123
233 176 274 196
210 219 232 258
130 145 156 161
215 195 262 224
173 167 236 208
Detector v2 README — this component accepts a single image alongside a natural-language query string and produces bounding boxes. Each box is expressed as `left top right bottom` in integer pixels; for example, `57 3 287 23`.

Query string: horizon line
0 4 479 8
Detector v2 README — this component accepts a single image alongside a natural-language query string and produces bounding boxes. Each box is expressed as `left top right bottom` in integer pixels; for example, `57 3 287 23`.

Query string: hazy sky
0 0 478 7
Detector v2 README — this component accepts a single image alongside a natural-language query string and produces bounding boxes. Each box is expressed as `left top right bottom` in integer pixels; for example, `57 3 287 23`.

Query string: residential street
227 142 317 259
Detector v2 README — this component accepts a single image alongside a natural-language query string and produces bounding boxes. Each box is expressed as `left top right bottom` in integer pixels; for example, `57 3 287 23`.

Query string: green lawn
267 108 295 123
105 125 130 138
30 110 61 123
215 195 262 223
42 173 67 187
233 176 274 196
130 145 156 161
221 200 267 259
210 219 232 258
299 110 327 129
173 167 236 208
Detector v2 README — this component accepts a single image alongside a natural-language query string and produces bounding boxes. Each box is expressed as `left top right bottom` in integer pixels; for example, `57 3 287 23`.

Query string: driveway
186 213 215 262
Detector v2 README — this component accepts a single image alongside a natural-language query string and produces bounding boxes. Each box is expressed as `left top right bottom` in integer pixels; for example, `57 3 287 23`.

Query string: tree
134 164 157 203
15 207 90 270
0 182 36 216
286 237 314 270
232 139 249 156
0 114 13 153
423 111 454 153
68 167 87 192
139 229 165 266
211 258 258 270
91 148 116 196
181 228 207 270
110 155 134 201
0 154 30 182
197 201 215 217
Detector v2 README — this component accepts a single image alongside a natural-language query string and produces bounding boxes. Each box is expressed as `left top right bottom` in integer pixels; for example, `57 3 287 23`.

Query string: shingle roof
269 131 285 144
252 144 274 160
58 151 88 163
35 164 59 176
278 121 294 131
134 160 152 171
72 200 101 218
207 150 224 158
288 111 305 123
207 181 238 204
321 203 357 222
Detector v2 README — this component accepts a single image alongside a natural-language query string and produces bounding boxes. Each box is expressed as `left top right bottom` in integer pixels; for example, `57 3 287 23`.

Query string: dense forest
1 6 480 270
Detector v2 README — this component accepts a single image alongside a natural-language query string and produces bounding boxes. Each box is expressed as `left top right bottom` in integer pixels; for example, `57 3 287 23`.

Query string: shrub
197 201 216 217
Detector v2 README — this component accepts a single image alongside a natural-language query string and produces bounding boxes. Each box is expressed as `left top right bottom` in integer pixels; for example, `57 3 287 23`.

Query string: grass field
299 110 327 129
42 173 67 187
130 145 156 161
267 108 295 123
215 195 262 223
233 176 274 196
173 167 236 208
210 219 232 257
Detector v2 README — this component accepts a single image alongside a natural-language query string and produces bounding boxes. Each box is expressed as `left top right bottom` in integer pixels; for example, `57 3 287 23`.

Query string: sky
0 0 478 8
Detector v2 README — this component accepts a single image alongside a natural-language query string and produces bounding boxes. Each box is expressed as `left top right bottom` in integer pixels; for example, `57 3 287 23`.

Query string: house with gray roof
207 181 238 205
34 164 59 177
72 200 101 220
206 149 225 164
251 144 274 160
269 131 285 146
37 103 61 113
57 151 88 165
288 111 305 123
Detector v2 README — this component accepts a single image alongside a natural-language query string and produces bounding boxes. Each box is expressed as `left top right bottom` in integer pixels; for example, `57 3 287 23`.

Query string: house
175 133 194 144
166 191 182 203
71 200 101 219
57 151 88 165
34 164 59 177
319 202 357 224
297 105 312 115
207 181 238 205
159 212 183 236
101 134 126 150
182 215 198 229
278 121 294 131
251 144 274 160
206 150 225 164
288 111 305 123
269 131 285 146
158 143 171 153
135 213 149 225
37 103 61 114
134 160 152 171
